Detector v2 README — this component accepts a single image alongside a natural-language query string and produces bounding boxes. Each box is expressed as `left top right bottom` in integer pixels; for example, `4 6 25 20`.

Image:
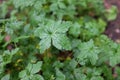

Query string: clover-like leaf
74 40 100 65
34 20 71 53
19 61 43 80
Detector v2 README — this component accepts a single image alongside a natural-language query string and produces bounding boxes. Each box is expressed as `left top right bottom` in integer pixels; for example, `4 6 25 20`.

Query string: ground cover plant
0 0 119 80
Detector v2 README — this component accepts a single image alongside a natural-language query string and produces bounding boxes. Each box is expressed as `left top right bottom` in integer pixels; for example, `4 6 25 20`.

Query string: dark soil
104 0 120 43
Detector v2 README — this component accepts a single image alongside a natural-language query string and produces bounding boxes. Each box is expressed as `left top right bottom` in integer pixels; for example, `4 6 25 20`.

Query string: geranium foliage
0 0 118 80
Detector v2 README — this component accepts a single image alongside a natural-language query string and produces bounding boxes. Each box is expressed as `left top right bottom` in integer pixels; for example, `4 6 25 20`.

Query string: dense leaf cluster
0 0 119 80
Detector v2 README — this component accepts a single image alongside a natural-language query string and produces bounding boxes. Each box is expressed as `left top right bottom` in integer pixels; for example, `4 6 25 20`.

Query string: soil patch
104 0 120 43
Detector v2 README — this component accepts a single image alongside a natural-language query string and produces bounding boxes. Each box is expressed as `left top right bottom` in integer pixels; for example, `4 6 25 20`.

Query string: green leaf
55 21 71 33
19 70 27 78
91 76 104 80
0 2 8 18
109 45 120 67
13 36 30 43
13 0 35 9
19 62 43 80
39 37 51 53
55 68 65 80
8 21 24 30
50 0 66 11
105 6 117 21
74 40 100 65
21 77 29 80
32 75 44 80
11 48 19 55
26 63 33 73
1 74 10 80
73 68 87 80
2 48 19 64
97 19 106 33
116 67 120 76
87 68 102 76
31 61 42 74
53 61 64 68
34 20 71 53
34 26 49 39
68 59 77 70
58 2 66 9
26 61 43 74
50 3 58 11
33 0 46 11
0 37 3 43
52 34 71 50
69 22 81 37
